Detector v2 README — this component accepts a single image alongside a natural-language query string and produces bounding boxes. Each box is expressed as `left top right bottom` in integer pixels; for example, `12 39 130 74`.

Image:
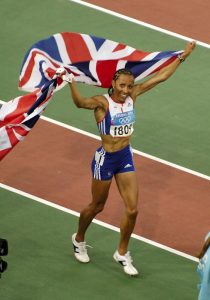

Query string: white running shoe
72 233 90 263
113 250 139 276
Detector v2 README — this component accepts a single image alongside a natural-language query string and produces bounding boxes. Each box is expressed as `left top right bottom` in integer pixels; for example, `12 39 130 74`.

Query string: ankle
118 249 127 256
75 234 85 243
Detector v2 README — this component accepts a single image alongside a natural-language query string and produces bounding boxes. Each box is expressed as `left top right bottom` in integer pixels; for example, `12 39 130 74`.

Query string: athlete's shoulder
93 94 108 102
126 95 134 102
92 94 108 111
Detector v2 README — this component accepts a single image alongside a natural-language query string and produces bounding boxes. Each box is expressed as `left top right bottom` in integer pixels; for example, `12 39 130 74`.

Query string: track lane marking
0 99 209 181
0 2 203 266
68 0 210 49
42 115 210 181
0 182 198 262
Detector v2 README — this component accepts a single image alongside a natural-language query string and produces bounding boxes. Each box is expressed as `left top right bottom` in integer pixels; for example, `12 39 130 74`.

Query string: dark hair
108 68 134 96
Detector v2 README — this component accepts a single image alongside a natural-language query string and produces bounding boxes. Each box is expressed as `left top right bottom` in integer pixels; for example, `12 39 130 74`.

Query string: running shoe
72 233 90 263
113 250 139 276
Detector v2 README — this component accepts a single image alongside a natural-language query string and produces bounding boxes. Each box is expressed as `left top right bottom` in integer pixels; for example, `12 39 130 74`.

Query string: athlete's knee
126 208 138 219
95 202 105 214
89 201 105 215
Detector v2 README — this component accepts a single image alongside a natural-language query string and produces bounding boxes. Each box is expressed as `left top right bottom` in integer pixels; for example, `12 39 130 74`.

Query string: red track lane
1 120 209 255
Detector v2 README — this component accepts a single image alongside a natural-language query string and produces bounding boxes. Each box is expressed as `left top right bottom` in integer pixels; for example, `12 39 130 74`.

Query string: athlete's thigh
91 178 112 204
115 171 139 209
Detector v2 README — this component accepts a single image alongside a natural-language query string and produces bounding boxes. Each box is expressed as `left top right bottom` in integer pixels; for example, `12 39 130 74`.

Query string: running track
1 0 210 257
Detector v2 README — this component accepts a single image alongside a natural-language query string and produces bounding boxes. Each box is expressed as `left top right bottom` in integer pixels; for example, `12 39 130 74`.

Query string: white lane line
0 97 209 182
0 182 198 262
42 115 210 182
68 0 210 49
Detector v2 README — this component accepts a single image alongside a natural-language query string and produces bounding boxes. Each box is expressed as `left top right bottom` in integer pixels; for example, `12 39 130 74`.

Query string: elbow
161 73 169 81
75 102 82 108
156 69 172 83
72 97 83 108
159 74 170 83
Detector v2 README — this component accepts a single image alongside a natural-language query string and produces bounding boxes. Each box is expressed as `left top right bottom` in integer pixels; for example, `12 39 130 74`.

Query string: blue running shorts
91 144 135 181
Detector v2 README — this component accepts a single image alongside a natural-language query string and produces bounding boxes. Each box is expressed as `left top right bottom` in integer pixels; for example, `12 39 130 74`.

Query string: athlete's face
112 74 134 102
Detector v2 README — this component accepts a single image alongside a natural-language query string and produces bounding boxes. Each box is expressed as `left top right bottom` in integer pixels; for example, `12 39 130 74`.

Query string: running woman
58 41 195 276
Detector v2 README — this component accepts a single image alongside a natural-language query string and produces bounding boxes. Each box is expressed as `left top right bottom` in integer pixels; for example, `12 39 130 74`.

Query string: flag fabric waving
0 78 58 161
19 32 183 92
1 33 183 160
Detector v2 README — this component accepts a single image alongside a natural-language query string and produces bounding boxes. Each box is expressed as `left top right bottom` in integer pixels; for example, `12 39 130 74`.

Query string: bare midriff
100 134 130 152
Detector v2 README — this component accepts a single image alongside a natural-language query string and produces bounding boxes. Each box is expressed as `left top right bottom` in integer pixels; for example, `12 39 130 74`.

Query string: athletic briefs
91 144 135 181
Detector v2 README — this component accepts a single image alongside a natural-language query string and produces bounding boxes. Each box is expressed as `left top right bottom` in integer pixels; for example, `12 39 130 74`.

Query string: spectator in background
197 232 210 299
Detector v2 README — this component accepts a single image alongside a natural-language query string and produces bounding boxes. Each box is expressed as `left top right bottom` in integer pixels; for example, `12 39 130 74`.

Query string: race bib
110 123 134 137
110 110 135 137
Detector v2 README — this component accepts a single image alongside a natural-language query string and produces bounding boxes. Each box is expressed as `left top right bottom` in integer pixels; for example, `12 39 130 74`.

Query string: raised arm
55 68 107 111
131 41 196 100
68 79 106 110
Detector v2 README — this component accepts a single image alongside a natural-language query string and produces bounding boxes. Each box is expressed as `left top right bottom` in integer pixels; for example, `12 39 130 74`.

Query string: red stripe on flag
12 126 29 136
61 32 92 63
0 148 11 161
6 127 24 147
113 43 127 52
96 60 119 88
19 51 60 88
150 56 177 75
1 94 37 127
122 50 150 61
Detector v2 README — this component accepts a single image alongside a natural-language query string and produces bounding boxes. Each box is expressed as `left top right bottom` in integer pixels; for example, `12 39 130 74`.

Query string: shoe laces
78 242 92 254
124 251 133 265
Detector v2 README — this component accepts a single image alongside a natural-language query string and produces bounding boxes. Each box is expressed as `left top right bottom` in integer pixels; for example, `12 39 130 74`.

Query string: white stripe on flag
135 57 170 81
54 34 72 64
12 128 25 141
0 97 21 121
81 34 99 59
0 127 12 150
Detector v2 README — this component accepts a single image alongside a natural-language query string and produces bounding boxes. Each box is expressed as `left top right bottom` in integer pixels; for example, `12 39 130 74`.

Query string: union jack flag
19 32 183 92
0 78 58 161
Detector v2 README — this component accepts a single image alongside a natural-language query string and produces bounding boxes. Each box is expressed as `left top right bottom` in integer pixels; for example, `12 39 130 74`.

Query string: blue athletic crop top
97 94 135 137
